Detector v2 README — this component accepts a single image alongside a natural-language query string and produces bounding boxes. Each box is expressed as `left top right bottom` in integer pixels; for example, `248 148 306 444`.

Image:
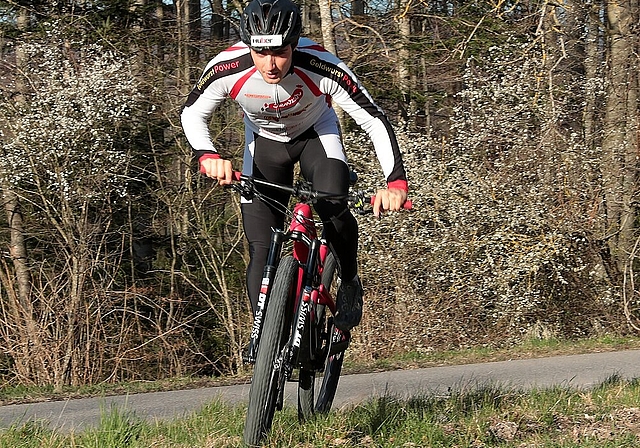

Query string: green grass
2 336 640 447
2 377 640 447
0 376 252 406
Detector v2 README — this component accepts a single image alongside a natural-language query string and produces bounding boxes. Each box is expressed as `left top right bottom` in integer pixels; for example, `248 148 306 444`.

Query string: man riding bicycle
181 0 408 332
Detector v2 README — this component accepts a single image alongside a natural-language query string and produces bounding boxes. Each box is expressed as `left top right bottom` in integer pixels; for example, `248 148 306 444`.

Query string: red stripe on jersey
230 67 258 99
294 68 323 97
298 44 328 52
224 45 247 52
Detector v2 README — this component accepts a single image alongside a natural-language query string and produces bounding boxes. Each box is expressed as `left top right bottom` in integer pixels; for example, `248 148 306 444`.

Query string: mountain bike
228 171 397 446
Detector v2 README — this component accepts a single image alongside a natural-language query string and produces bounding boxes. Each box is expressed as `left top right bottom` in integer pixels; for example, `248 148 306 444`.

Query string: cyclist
181 0 408 331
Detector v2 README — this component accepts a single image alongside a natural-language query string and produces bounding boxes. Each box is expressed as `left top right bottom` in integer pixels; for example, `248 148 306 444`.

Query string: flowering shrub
0 28 146 386
0 24 627 383
0 31 139 199
344 40 619 358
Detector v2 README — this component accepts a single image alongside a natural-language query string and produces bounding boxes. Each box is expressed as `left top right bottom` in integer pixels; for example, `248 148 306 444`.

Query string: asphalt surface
2 349 640 432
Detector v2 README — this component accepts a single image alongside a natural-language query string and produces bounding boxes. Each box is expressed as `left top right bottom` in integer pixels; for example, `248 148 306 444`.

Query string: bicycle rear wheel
244 256 298 447
315 325 347 413
297 368 315 421
297 252 346 417
297 252 337 420
316 251 348 413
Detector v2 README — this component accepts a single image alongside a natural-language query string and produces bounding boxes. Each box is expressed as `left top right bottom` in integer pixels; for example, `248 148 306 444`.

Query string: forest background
0 0 638 391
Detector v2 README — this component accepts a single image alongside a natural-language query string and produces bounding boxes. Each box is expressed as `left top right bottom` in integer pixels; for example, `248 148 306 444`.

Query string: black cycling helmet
239 0 302 51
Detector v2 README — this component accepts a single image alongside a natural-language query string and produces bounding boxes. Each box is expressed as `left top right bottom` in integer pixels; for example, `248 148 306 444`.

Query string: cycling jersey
181 38 407 191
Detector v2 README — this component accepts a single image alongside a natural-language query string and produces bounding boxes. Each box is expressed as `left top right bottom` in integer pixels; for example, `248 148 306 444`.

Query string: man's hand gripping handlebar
199 157 234 186
350 190 412 216
371 188 410 218
201 157 412 215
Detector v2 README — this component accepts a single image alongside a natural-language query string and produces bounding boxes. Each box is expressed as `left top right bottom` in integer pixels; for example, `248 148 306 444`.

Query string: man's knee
315 201 355 234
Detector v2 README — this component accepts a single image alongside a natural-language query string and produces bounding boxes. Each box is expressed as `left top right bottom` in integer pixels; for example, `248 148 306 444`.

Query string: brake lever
228 177 255 200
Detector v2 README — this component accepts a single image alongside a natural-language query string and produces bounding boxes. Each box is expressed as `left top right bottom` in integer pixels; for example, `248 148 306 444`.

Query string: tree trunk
317 0 345 130
352 0 364 16
317 0 336 56
582 2 603 150
601 0 639 276
0 5 57 385
3 187 31 323
210 0 225 40
0 185 47 382
396 0 412 127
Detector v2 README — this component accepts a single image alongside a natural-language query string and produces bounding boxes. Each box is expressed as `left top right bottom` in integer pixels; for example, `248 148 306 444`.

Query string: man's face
250 45 293 84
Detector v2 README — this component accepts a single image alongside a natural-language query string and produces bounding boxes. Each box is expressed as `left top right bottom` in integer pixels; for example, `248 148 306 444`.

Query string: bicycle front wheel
244 255 298 447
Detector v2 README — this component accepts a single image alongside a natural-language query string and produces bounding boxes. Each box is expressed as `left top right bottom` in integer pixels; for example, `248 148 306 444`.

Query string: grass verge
2 375 640 447
343 335 640 374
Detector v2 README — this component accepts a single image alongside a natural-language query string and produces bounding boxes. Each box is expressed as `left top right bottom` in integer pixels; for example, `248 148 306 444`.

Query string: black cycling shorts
241 126 359 311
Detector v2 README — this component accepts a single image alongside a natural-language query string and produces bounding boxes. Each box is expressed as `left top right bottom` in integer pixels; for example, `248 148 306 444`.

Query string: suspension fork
245 229 287 364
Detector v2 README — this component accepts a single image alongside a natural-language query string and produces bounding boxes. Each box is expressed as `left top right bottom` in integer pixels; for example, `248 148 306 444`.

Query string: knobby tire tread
243 256 298 447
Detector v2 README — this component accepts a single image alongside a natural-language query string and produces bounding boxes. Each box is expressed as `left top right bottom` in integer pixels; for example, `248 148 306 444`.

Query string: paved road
2 349 640 431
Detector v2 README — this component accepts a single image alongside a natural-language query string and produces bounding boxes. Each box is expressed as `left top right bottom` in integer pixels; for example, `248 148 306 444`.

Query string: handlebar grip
369 196 413 210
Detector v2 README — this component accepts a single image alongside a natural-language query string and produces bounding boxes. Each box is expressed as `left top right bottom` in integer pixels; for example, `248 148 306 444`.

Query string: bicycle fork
273 237 323 410
245 230 287 364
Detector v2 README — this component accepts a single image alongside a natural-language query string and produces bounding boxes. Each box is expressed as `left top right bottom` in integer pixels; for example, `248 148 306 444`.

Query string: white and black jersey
181 38 407 190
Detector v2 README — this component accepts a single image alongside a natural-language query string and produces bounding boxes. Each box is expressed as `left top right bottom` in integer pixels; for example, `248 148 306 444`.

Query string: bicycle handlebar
231 171 412 210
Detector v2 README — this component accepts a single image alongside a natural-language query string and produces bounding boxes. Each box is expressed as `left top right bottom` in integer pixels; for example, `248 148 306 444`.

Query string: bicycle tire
297 251 336 420
244 255 298 447
315 330 346 413
315 252 346 414
297 368 315 421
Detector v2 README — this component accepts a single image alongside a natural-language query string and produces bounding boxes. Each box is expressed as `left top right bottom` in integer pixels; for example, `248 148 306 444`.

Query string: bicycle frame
238 171 409 364
244 200 337 366
237 172 409 445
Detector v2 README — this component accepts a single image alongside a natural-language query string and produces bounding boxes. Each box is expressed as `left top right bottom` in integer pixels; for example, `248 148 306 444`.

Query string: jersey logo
245 93 271 99
304 56 360 95
197 60 241 90
262 86 304 113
